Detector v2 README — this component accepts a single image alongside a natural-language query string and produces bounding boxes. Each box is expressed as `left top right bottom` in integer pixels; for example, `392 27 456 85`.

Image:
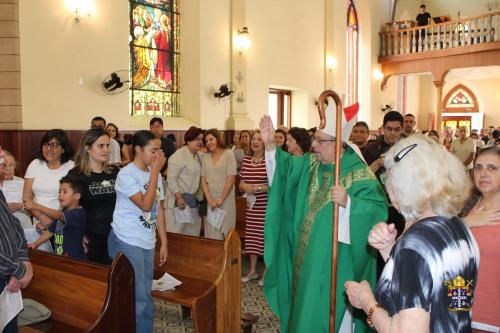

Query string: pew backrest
22 250 135 333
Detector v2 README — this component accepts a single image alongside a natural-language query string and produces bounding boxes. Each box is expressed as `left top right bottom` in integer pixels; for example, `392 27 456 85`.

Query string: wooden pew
19 250 135 333
153 229 241 333
235 196 247 240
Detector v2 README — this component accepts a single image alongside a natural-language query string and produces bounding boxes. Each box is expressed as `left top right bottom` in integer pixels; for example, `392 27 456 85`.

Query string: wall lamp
65 0 94 23
326 56 338 72
373 69 384 82
234 27 251 53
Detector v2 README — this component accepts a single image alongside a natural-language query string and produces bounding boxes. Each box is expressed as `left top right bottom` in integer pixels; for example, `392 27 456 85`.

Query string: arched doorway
441 84 481 133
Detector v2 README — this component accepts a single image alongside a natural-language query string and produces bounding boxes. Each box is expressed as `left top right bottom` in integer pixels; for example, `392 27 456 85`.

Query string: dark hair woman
23 129 75 233
461 145 500 331
108 129 168 333
201 128 237 240
286 127 311 156
165 126 204 236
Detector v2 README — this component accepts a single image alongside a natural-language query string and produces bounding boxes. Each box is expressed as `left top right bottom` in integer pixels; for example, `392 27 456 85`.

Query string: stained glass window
129 0 180 117
446 88 474 108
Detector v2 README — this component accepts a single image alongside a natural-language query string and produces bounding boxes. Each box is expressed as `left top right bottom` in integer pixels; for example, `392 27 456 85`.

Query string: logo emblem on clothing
445 276 473 311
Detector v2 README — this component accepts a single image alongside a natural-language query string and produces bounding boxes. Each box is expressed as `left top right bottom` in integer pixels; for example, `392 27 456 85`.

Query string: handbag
17 299 51 326
181 193 197 208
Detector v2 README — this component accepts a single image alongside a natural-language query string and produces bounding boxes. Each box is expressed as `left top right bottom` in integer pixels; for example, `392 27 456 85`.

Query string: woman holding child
23 129 74 230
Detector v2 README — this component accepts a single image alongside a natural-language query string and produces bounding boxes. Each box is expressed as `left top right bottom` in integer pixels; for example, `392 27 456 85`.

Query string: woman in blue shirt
108 130 168 333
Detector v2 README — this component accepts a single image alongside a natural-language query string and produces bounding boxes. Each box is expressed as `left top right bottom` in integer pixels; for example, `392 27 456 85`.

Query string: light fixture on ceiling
234 27 251 53
65 0 94 23
326 56 338 72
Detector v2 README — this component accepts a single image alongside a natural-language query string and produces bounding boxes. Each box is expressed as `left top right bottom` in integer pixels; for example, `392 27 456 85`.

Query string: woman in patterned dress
240 130 268 286
344 135 479 333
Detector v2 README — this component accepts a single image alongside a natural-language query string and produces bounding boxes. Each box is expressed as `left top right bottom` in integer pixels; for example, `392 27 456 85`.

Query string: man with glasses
260 113 387 333
362 111 406 238
363 111 404 178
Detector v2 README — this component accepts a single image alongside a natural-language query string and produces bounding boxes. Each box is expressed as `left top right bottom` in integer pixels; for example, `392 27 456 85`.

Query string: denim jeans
108 230 154 333
0 278 18 333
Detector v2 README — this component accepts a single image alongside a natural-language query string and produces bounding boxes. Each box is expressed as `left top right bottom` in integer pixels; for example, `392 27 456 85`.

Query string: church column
0 0 21 129
433 80 444 132
226 0 253 130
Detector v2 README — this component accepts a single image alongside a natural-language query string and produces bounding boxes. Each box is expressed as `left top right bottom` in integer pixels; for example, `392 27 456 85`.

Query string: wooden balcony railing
379 11 500 57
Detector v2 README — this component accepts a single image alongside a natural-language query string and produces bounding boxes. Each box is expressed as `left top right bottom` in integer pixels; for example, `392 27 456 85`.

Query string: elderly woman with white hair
345 134 480 333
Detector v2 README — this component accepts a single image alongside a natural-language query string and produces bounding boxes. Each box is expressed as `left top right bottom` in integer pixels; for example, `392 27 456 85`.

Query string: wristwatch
367 303 381 329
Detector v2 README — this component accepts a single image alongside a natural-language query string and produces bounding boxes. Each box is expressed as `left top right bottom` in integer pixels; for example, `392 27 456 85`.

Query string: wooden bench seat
153 229 241 333
152 274 213 307
19 250 135 333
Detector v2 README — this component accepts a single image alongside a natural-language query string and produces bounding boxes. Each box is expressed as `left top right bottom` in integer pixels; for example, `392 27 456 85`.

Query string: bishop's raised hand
259 115 276 150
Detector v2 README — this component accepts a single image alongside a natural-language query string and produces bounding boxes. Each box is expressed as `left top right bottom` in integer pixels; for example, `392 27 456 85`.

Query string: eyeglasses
384 126 401 133
0 163 15 170
42 142 61 149
311 135 336 144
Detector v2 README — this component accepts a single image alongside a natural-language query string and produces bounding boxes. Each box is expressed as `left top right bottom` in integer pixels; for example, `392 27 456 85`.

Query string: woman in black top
345 135 479 333
69 128 118 264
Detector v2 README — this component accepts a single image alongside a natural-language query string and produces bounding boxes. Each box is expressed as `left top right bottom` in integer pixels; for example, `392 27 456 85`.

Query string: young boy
26 175 87 259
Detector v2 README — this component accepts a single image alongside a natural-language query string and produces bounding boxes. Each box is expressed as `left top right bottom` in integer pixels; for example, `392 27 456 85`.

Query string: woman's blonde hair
384 134 471 221
74 128 112 177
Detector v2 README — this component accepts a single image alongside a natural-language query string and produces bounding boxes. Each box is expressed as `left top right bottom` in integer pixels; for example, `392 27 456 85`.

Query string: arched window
347 0 359 105
442 84 478 113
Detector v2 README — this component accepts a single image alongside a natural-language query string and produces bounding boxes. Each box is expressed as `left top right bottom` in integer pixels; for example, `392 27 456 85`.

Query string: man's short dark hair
353 121 369 131
404 113 415 119
383 110 404 127
91 116 106 125
60 174 85 195
420 4 426 8
150 117 163 127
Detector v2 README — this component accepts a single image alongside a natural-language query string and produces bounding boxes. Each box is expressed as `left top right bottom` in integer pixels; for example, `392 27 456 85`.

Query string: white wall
395 0 497 22
443 78 500 128
246 0 325 130
17 0 402 131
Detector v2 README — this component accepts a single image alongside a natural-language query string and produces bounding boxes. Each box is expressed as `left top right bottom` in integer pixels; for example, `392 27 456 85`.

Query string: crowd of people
0 112 498 333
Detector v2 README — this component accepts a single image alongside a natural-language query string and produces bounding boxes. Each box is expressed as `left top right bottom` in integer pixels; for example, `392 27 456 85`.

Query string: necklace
251 156 264 165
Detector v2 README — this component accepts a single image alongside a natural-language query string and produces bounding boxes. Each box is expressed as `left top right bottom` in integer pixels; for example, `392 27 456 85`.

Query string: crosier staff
317 89 343 333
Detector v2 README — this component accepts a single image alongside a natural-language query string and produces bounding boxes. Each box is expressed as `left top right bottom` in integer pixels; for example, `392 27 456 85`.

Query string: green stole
264 147 388 333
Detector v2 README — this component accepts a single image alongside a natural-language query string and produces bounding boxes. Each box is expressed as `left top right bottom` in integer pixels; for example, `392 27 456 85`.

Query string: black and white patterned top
375 216 480 333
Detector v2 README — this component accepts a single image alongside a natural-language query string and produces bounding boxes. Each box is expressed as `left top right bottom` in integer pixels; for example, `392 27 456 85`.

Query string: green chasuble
264 146 388 333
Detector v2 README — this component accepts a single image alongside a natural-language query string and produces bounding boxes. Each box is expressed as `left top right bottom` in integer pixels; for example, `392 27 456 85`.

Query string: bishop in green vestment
259 115 388 333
